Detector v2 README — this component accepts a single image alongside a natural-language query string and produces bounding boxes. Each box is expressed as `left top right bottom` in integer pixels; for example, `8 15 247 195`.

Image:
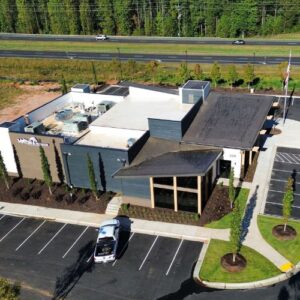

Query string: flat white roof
75 127 145 149
91 95 193 131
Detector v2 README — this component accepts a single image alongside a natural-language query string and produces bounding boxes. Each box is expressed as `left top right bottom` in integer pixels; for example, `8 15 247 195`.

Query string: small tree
110 58 120 81
278 61 288 90
227 65 238 89
0 150 9 190
87 154 98 200
194 63 203 80
282 177 294 232
61 75 68 95
147 60 159 84
91 62 98 86
39 146 53 195
210 61 221 87
243 64 255 89
0 277 20 300
177 62 190 84
230 197 242 263
229 167 235 209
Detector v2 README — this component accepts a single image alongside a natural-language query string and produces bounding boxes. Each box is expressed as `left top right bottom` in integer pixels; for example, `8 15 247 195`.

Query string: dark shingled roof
182 92 274 150
119 81 179 95
114 150 221 178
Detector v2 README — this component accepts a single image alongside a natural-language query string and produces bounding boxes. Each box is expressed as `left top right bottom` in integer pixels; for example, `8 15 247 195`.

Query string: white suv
95 34 108 41
94 219 120 263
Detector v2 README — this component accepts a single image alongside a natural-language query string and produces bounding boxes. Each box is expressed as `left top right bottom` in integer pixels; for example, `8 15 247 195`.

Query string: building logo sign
17 137 49 147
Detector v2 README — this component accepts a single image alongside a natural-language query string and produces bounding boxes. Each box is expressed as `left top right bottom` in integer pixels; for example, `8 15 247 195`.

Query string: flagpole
283 50 291 123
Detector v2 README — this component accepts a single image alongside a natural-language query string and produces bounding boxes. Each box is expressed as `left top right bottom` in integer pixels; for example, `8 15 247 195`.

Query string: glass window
153 177 173 186
178 191 198 213
154 188 174 210
177 176 197 189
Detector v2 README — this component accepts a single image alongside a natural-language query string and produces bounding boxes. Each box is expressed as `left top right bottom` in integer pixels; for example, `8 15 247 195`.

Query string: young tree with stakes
210 61 221 87
229 167 235 209
230 196 242 263
282 176 294 232
0 150 9 190
227 65 238 89
39 146 53 195
87 154 99 200
61 75 68 95
243 64 255 89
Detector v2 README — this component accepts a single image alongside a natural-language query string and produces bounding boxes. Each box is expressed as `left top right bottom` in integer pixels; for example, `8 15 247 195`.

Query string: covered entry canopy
114 149 222 178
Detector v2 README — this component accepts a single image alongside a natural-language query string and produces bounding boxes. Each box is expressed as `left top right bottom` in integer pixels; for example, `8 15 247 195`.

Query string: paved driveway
0 214 204 300
264 146 300 219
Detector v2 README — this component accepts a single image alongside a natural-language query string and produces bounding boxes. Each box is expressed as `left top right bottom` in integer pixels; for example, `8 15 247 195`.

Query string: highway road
0 33 299 46
0 49 299 65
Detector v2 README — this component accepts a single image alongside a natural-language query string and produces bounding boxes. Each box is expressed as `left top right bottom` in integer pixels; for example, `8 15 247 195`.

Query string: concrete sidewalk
0 201 229 243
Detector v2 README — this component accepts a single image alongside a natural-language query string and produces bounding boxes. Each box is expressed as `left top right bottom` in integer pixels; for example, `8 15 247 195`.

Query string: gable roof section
182 92 274 150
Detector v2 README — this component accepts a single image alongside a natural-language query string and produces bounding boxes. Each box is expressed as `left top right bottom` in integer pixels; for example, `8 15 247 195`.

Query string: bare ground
0 82 61 123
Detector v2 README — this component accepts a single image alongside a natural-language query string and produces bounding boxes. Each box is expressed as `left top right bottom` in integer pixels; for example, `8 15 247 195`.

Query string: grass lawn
258 215 300 265
0 40 300 57
199 239 280 283
205 188 250 229
0 82 24 110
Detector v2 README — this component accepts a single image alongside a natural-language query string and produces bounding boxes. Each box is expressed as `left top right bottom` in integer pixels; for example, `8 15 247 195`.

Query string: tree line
0 0 300 37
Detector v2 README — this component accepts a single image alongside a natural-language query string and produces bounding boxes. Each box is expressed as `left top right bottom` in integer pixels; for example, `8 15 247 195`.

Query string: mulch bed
0 178 115 214
221 253 247 272
269 128 282 135
272 224 297 240
119 204 201 226
199 185 231 226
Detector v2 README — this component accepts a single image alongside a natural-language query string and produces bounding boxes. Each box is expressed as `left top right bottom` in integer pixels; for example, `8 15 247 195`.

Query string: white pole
283 50 292 123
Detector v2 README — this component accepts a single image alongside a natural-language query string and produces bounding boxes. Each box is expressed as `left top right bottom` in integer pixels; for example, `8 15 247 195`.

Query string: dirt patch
199 185 231 226
0 178 114 214
269 128 282 135
221 253 247 272
272 224 297 240
0 82 61 123
119 203 201 226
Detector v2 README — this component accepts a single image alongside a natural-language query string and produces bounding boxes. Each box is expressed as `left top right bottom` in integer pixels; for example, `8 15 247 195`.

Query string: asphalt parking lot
264 146 300 219
0 214 204 300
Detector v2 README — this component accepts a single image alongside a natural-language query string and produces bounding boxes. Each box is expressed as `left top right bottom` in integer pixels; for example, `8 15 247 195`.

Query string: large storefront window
154 188 174 209
177 176 197 189
178 191 197 213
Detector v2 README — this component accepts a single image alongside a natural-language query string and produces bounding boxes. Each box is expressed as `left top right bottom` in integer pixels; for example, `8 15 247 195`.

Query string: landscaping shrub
31 189 41 200
11 187 23 197
55 194 64 202
20 191 30 201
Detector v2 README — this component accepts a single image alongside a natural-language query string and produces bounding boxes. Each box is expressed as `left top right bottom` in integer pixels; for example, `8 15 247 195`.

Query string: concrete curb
193 240 210 285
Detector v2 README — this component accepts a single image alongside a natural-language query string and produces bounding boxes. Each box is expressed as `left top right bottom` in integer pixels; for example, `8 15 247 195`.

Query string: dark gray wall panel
121 177 150 199
149 118 182 141
182 89 203 104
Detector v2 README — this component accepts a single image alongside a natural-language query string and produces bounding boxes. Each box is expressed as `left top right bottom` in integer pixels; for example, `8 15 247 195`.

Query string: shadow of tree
288 271 300 300
240 185 259 243
278 286 290 300
155 263 215 300
52 240 95 300
53 140 64 184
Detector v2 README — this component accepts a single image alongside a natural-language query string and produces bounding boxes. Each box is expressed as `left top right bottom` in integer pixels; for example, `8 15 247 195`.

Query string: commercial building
0 81 275 214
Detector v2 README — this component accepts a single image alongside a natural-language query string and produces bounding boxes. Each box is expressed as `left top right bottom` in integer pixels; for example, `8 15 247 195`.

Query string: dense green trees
2 1 300 37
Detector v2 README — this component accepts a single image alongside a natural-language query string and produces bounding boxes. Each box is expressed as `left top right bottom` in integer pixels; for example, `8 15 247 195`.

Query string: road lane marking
62 226 89 258
16 220 46 251
165 239 184 276
112 232 135 266
38 223 67 255
0 217 25 242
139 235 158 271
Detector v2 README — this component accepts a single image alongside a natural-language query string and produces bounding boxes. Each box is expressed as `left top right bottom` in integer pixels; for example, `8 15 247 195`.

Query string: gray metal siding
122 177 150 199
182 89 203 104
148 118 182 141
203 82 211 101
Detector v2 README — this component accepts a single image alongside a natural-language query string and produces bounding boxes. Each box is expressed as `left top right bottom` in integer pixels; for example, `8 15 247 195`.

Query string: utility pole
117 47 123 80
283 50 292 123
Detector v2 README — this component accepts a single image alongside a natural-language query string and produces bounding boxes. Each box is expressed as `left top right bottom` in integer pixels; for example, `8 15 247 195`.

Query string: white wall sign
17 137 49 147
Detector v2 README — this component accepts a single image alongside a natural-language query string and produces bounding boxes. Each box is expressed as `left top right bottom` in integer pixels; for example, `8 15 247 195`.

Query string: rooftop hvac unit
24 121 45 134
98 101 113 114
55 109 73 121
62 120 88 134
72 113 92 123
127 138 136 148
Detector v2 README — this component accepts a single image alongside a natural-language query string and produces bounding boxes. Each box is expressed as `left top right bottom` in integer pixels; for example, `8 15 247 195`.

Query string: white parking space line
112 232 135 267
273 168 297 173
271 178 300 185
15 220 46 251
291 154 300 163
0 215 6 221
266 201 300 210
269 189 300 197
139 235 159 271
62 226 89 259
277 153 293 163
165 239 184 276
0 218 25 243
38 223 67 255
275 154 285 163
280 153 298 164
86 252 94 263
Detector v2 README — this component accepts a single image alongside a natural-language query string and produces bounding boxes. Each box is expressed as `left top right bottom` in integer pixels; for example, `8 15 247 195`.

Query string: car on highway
232 39 246 45
94 219 120 263
96 34 108 41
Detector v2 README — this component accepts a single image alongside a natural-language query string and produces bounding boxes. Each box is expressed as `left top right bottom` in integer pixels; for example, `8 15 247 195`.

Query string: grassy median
205 188 250 229
199 239 280 283
258 215 300 264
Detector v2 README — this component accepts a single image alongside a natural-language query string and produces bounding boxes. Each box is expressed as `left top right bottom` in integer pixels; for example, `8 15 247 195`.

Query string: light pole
63 152 72 187
117 47 123 80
